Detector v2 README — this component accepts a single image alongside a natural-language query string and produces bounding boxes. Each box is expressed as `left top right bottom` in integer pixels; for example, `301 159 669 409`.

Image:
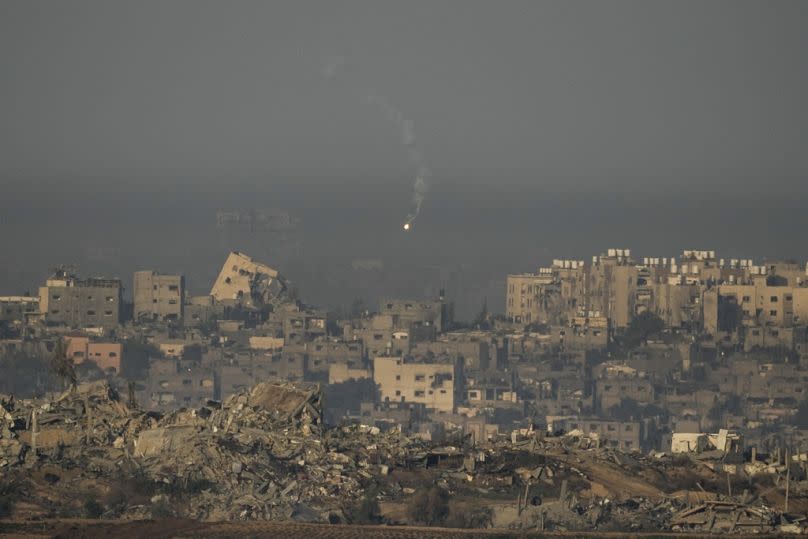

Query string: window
52 295 61 301
742 296 750 302
73 351 84 358
106 296 114 302
51 309 60 314
624 424 633 431
108 352 117 357
182 379 192 386
415 374 426 382
87 310 96 315
168 299 178 305
414 390 425 397
168 285 179 291
395 390 401 396
104 310 113 316
395 375 401 381
770 296 778 302
770 310 777 316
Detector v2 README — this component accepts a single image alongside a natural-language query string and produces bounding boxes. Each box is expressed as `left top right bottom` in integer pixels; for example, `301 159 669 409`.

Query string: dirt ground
0 519 791 539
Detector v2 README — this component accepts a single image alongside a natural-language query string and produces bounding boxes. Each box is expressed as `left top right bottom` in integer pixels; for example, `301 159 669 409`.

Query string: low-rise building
65 336 123 374
548 417 642 451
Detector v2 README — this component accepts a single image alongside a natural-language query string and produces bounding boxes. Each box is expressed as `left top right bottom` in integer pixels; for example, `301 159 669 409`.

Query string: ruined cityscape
1 246 808 536
4 1 808 537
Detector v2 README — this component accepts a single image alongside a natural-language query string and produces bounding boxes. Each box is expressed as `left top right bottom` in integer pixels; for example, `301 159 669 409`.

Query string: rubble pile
0 381 431 522
1 382 149 469
671 500 777 533
2 382 807 532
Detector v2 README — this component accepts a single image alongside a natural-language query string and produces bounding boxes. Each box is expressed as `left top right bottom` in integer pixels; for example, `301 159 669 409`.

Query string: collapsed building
210 252 288 311
1 380 806 534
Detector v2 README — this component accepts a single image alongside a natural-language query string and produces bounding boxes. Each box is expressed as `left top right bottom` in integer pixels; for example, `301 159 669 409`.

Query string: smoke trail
323 57 430 227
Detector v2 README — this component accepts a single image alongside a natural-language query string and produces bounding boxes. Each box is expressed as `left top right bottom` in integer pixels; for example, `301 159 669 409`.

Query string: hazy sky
1 1 807 316
2 1 806 191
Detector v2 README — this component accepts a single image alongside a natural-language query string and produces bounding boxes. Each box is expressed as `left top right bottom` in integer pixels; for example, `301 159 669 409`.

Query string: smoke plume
323 56 430 226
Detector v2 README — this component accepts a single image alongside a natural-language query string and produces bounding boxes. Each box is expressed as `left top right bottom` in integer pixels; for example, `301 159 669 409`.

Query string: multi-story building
305 339 363 378
279 305 328 345
143 358 216 410
0 296 39 324
133 271 184 322
39 269 123 328
373 356 458 413
589 249 637 329
410 332 492 371
505 270 557 324
705 282 797 332
378 296 452 333
594 375 655 412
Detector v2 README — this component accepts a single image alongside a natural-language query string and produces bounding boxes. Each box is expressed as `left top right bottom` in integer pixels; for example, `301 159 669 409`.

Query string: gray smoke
323 57 430 226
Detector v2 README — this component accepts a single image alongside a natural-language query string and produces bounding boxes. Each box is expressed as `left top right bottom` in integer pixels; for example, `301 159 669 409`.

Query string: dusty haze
1 1 807 317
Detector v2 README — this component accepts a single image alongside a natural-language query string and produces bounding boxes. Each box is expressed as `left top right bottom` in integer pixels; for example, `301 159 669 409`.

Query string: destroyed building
210 251 287 310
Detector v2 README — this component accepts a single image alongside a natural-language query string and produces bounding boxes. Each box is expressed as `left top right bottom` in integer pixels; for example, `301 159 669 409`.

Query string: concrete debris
1 380 433 522
2 381 806 532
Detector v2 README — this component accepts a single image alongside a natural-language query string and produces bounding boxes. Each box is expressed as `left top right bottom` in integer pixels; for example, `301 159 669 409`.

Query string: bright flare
403 223 410 231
